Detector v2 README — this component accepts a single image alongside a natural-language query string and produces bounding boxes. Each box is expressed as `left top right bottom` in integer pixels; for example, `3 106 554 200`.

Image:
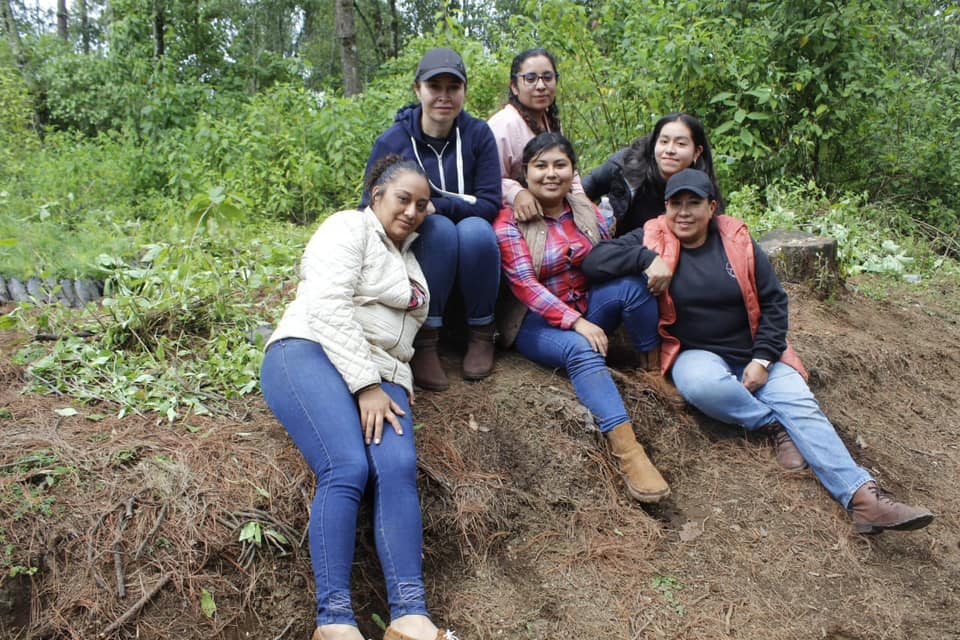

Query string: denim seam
276 342 355 627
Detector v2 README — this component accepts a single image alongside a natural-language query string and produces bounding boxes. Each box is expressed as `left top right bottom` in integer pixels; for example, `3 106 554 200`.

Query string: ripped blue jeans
260 338 428 626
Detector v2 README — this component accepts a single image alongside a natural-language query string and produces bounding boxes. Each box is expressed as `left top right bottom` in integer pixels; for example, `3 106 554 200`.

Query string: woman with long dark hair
488 48 585 222
583 113 721 236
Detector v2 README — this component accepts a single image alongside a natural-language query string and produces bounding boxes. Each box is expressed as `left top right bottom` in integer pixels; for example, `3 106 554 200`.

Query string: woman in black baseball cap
363 48 503 392
583 168 934 536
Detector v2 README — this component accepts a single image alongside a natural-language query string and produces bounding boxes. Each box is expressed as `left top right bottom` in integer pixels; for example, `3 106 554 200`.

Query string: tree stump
758 230 842 298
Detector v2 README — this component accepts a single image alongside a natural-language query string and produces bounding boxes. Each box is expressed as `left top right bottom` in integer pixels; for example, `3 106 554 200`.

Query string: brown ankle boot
606 423 670 503
411 327 449 391
769 424 808 472
850 481 934 535
462 322 496 380
637 350 685 407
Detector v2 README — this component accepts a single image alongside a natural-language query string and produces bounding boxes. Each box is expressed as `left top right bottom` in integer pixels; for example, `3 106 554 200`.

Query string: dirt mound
1 278 958 640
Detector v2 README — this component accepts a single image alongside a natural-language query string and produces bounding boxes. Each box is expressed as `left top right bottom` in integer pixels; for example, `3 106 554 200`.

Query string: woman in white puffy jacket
261 156 457 640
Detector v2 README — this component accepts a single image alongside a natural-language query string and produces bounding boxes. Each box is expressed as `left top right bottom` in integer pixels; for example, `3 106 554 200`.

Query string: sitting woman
261 156 456 640
494 132 670 503
583 113 722 236
363 47 503 390
582 168 934 535
488 48 585 222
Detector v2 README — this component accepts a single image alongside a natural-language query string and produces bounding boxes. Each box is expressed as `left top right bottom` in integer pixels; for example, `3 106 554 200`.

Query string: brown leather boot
411 327 449 391
850 481 934 535
769 424 808 472
637 349 685 407
606 422 670 503
462 322 496 380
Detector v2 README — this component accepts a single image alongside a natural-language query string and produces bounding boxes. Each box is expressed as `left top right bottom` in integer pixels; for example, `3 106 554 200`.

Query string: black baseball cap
415 48 467 84
664 168 716 200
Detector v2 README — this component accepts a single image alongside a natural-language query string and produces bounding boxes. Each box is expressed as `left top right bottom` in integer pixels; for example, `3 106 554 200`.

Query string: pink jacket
487 103 584 206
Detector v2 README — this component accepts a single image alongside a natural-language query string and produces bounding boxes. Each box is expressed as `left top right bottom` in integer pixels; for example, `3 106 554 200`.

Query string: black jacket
582 149 668 237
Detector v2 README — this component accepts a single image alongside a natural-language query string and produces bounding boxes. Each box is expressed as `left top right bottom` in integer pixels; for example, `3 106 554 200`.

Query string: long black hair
507 48 562 136
621 113 720 200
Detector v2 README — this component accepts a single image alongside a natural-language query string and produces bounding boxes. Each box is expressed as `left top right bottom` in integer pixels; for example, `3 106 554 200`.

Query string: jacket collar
361 206 420 252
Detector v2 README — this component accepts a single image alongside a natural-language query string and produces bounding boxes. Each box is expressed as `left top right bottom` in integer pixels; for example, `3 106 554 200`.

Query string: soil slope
1 277 958 640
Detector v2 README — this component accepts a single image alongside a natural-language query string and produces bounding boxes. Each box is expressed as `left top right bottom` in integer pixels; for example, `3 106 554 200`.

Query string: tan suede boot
606 422 670 503
462 322 496 380
411 327 449 391
637 349 685 407
850 481 934 535
384 627 458 640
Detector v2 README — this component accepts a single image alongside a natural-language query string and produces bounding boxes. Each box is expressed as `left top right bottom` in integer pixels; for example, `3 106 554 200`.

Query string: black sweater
581 222 789 364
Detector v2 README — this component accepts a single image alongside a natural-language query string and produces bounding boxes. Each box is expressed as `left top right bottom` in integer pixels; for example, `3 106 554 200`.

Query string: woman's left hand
357 384 406 445
644 256 674 296
741 362 769 393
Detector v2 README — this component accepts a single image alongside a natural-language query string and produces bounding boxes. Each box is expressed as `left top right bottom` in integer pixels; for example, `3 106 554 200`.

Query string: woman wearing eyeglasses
583 113 722 237
488 48 585 222
363 48 503 391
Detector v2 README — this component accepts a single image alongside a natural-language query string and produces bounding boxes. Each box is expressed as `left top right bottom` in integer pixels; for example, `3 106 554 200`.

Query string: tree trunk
335 0 361 96
1 0 22 59
78 0 89 54
388 0 398 58
153 1 165 59
57 0 68 42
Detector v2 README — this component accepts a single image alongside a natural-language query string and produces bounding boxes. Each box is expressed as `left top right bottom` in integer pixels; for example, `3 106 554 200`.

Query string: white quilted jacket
266 207 429 394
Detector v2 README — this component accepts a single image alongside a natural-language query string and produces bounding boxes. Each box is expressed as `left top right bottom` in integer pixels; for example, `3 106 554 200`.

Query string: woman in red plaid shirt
494 133 672 503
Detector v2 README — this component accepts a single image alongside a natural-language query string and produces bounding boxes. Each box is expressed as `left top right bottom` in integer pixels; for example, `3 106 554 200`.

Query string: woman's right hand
644 255 674 296
513 190 543 221
573 318 608 356
357 385 405 445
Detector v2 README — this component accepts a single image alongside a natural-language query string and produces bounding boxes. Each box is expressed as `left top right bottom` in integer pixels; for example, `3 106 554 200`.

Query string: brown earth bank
0 276 958 640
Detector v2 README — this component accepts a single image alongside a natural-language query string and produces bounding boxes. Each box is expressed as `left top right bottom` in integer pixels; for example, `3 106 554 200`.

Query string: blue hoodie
362 105 503 223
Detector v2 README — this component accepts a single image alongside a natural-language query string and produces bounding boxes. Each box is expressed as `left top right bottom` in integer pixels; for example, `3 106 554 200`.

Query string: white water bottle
599 196 615 234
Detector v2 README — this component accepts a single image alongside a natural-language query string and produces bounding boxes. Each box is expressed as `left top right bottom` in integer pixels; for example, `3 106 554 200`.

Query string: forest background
0 0 958 420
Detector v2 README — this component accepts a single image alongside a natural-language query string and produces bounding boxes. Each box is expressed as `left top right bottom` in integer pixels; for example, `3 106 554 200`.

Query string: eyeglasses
514 72 559 86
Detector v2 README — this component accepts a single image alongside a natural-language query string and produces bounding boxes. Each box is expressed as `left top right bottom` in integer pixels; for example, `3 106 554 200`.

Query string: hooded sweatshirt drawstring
410 129 476 204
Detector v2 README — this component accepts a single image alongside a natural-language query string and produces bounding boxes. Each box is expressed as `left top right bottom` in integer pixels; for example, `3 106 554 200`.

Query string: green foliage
0 60 38 188
651 575 686 617
2 0 959 424
175 83 399 222
727 178 958 277
10 222 305 421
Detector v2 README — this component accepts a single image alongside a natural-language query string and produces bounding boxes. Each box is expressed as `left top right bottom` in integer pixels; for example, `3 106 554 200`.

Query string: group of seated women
259 47 935 640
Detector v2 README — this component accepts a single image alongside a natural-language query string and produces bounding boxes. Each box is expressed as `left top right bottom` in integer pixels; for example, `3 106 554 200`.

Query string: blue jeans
670 349 872 508
413 215 500 328
260 338 428 627
514 275 660 433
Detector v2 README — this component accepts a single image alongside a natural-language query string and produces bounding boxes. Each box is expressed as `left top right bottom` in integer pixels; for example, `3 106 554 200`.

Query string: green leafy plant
651 575 686 617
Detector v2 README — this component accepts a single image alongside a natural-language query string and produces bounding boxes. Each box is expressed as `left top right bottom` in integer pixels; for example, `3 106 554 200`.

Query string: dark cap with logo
415 48 467 84
664 168 716 201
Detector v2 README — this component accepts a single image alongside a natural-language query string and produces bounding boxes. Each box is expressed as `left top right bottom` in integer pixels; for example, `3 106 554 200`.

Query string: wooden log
758 230 842 298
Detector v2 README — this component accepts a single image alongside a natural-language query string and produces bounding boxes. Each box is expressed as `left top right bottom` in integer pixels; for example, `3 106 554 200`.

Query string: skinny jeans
260 338 428 627
514 275 660 433
414 214 500 328
670 349 873 508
